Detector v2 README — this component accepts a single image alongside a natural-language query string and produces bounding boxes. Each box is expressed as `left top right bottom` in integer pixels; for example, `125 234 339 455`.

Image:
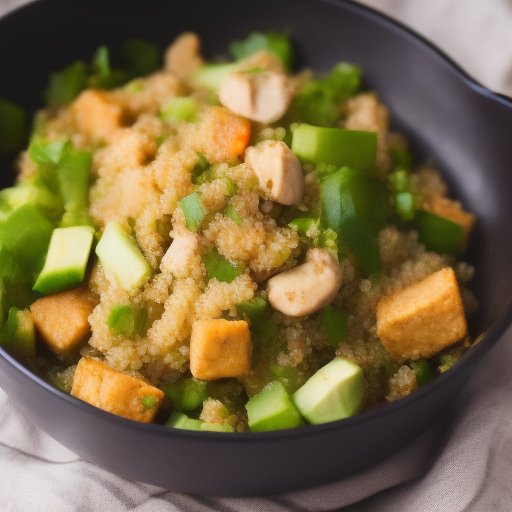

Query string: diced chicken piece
72 90 123 144
30 288 97 357
160 230 201 277
245 140 304 205
376 267 467 362
71 358 164 423
190 319 252 380
165 32 204 79
266 249 343 317
219 71 291 124
183 106 251 163
424 196 476 252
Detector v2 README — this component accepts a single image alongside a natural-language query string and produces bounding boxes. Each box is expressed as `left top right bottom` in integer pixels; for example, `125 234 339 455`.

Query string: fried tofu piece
424 196 476 252
376 268 467 362
72 90 123 144
190 319 252 380
71 358 164 423
31 288 97 357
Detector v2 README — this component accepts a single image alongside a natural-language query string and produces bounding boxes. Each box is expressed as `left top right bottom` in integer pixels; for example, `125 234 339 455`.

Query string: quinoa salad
0 32 478 432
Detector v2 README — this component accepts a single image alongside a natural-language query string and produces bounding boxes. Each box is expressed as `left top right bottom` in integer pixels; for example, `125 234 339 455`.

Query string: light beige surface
1 0 512 510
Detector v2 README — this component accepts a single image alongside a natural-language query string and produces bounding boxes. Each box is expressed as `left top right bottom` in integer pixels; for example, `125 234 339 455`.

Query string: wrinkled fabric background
1 0 512 510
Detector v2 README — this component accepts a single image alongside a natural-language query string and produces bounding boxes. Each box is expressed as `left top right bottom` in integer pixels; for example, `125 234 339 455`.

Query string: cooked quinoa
1 31 478 431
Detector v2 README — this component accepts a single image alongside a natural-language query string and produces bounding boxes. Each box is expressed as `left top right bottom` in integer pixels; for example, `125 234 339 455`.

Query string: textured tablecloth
1 0 512 510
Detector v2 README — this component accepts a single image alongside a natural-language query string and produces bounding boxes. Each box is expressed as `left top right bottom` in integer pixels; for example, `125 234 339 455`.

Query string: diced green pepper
122 38 160 79
269 363 300 394
161 378 208 412
193 62 242 90
179 192 207 232
166 411 204 431
44 61 88 107
141 395 159 409
89 45 126 90
321 167 389 275
0 203 55 276
288 217 317 237
161 97 198 123
324 62 361 101
390 146 413 172
0 98 26 154
108 305 135 336
0 307 36 359
439 354 459 373
410 359 433 387
236 297 268 322
294 81 340 127
292 124 377 172
202 249 245 283
414 210 463 255
229 31 294 70
190 153 211 184
322 305 349 345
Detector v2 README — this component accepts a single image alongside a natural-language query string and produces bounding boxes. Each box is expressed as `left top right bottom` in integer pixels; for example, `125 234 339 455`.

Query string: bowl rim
1 0 512 441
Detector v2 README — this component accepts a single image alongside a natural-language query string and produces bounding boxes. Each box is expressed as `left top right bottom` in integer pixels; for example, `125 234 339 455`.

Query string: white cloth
1 0 512 510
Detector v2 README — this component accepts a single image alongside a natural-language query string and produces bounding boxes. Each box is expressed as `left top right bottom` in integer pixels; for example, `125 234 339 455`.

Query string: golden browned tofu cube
425 196 476 252
30 288 97 357
190 319 252 380
71 358 164 423
72 90 122 143
376 268 467 362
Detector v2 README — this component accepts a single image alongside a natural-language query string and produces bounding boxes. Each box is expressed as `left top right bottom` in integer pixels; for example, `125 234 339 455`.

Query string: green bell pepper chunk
410 359 433 387
321 167 389 275
414 210 463 255
44 61 88 107
161 97 198 123
288 217 317 237
122 38 160 79
202 249 244 283
292 124 377 172
225 203 242 225
179 192 207 232
0 307 36 359
161 378 208 412
0 98 26 154
236 297 268 322
322 305 349 345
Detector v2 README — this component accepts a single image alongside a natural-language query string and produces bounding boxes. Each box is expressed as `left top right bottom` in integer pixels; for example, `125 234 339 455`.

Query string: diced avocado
200 422 234 433
193 62 242 90
95 222 152 291
246 381 304 432
165 411 203 431
0 307 36 358
292 358 364 425
33 226 94 295
0 203 55 276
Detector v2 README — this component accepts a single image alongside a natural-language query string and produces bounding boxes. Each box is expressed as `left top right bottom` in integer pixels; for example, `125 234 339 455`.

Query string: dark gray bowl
1 0 512 496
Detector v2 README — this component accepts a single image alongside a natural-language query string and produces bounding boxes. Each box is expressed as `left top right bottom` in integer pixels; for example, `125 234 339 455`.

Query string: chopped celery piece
200 423 234 433
122 38 160 79
414 210 463 255
395 192 415 221
292 358 364 424
246 381 303 432
191 153 211 183
230 32 293 70
288 217 317 236
0 308 36 359
202 249 244 283
161 378 208 412
179 192 207 232
410 360 433 387
269 364 300 394
236 297 268 322
225 203 242 225
193 62 242 90
44 61 88 107
33 226 94 295
0 98 26 154
0 203 54 276
107 304 134 336
161 97 198 123
321 167 388 275
166 411 203 431
292 124 377 171
322 305 349 345
141 395 159 409
95 222 152 291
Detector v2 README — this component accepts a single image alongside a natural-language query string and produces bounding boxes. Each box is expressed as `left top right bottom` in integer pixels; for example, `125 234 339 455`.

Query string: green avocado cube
246 381 304 432
292 358 364 425
33 226 94 295
95 222 152 291
165 412 203 431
